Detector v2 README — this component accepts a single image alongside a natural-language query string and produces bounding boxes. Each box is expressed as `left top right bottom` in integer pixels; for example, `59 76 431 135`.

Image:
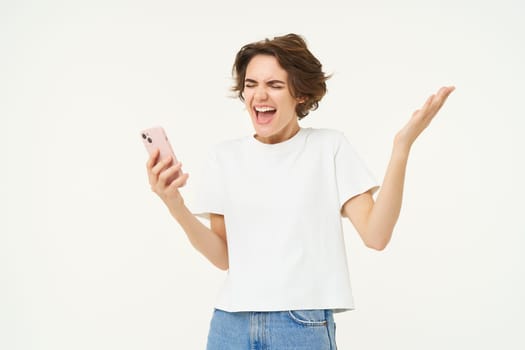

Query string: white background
2 0 524 349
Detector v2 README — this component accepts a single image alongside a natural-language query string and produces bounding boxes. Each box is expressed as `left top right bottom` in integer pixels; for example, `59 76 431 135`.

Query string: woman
146 33 454 349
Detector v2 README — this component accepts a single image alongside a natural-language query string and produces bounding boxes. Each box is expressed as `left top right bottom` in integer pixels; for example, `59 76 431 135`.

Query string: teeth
255 106 276 112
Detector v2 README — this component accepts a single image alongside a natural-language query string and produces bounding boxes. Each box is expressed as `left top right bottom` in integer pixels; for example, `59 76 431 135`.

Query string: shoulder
304 127 347 148
306 127 344 138
215 137 244 151
207 135 251 160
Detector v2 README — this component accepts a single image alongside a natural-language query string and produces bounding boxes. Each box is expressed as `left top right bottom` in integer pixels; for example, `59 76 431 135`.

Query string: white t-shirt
191 127 379 313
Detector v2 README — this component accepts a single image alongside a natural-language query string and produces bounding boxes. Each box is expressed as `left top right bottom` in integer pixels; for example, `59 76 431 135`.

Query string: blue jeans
206 308 337 350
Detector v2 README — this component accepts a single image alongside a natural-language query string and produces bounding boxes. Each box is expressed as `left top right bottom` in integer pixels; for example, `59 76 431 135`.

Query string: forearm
170 204 229 270
347 86 454 250
366 143 410 249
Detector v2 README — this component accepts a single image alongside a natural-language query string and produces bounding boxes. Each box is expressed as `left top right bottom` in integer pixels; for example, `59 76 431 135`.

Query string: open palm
395 86 455 149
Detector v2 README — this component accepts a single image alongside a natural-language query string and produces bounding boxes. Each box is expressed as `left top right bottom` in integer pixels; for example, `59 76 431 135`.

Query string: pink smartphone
141 126 182 180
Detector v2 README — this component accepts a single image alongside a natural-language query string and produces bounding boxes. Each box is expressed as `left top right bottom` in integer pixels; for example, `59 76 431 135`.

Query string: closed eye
267 79 286 89
244 79 257 88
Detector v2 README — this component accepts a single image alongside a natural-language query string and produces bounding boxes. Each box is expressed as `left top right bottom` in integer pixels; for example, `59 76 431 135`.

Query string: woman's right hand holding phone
146 148 189 213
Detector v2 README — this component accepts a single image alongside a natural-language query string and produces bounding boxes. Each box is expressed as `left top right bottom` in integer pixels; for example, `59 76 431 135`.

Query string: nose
254 86 268 100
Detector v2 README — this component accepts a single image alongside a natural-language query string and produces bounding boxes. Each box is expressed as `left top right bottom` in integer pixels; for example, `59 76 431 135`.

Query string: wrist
392 140 411 160
167 198 187 220
393 130 415 154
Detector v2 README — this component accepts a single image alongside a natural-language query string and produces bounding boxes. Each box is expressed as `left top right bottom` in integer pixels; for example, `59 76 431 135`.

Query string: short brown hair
232 33 330 119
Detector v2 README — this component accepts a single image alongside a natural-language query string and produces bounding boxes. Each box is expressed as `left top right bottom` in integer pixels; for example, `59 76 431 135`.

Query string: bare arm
146 149 228 270
343 148 409 250
343 86 455 250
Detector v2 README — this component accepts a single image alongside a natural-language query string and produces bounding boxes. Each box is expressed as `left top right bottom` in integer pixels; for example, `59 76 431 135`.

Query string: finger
167 173 190 190
146 149 161 187
179 173 189 187
418 95 435 116
146 148 160 169
158 162 183 185
434 86 455 110
437 86 448 96
441 85 455 96
443 86 455 100
423 94 434 108
151 156 173 177
149 158 173 190
436 86 455 101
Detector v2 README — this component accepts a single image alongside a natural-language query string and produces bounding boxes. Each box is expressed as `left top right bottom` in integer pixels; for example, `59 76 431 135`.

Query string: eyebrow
244 78 286 85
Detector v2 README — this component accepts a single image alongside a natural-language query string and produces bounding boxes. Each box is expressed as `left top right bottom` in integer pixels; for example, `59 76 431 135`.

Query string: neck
255 120 301 144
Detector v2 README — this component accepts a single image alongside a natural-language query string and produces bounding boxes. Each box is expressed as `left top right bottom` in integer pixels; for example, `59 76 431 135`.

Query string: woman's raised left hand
395 86 455 152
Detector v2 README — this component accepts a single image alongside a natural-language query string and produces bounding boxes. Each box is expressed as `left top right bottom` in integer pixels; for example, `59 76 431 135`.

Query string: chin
251 118 273 134
253 128 271 138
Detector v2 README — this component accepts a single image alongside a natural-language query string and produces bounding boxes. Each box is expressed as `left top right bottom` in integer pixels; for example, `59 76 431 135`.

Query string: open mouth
254 106 276 124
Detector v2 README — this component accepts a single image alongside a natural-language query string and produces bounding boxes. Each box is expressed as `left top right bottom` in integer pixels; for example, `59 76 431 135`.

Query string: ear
297 96 306 104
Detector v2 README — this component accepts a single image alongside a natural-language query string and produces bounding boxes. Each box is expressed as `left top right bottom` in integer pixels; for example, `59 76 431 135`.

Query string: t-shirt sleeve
190 150 225 219
334 133 379 210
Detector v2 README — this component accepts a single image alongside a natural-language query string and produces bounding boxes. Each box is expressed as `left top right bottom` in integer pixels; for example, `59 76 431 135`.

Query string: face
243 54 301 144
